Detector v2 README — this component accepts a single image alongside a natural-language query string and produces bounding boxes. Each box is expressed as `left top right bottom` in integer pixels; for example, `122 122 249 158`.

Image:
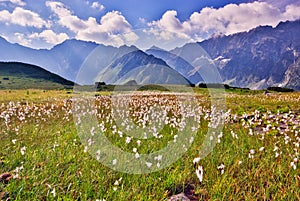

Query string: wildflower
125 137 131 144
231 130 238 139
248 149 255 159
154 155 162 161
217 163 225 175
53 141 59 150
12 139 17 144
259 147 265 152
189 137 194 144
112 159 117 165
13 164 24 179
96 150 101 161
193 157 201 165
51 188 56 197
173 135 178 142
113 177 122 191
290 162 297 170
146 162 152 168
20 146 26 155
195 165 203 183
217 132 223 143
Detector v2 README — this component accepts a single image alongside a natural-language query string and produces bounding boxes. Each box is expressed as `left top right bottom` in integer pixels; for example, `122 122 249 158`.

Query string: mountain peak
147 45 165 52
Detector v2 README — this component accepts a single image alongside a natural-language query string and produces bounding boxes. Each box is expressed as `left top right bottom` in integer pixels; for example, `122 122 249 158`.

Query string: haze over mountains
0 19 299 90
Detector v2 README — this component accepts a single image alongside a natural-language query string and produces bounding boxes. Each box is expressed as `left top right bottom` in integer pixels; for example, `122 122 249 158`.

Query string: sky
0 0 300 49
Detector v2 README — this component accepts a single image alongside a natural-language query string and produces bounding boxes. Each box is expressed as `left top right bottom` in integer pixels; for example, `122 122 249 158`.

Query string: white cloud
283 4 300 21
147 10 190 41
91 2 105 11
148 1 300 41
46 1 138 46
0 0 26 6
0 7 49 28
149 10 183 31
14 32 32 46
11 30 69 49
29 30 69 45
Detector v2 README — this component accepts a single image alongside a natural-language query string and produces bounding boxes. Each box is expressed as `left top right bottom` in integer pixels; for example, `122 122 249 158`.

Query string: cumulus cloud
0 0 26 6
12 30 69 48
14 32 32 46
0 7 49 28
148 1 300 41
29 30 69 45
147 10 191 41
46 1 137 46
91 2 105 11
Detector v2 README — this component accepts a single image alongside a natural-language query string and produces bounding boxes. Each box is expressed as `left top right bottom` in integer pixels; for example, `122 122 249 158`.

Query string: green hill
0 62 74 89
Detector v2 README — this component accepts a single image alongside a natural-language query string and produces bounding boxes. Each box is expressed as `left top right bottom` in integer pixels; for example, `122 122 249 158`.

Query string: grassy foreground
0 89 299 200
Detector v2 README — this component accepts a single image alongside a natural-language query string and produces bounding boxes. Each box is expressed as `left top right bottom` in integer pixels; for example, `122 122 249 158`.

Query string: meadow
0 89 299 200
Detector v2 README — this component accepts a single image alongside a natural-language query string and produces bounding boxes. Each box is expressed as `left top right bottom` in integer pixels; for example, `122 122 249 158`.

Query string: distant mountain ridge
197 19 300 90
96 50 191 85
0 19 300 90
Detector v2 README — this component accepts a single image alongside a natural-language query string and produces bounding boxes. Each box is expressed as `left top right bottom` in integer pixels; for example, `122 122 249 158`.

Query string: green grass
0 89 299 200
0 62 74 90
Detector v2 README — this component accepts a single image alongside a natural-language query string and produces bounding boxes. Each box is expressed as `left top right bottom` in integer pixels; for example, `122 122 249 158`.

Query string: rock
167 193 190 201
0 172 12 183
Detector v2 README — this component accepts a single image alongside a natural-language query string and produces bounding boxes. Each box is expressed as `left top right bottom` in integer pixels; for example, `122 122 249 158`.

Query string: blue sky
0 0 300 49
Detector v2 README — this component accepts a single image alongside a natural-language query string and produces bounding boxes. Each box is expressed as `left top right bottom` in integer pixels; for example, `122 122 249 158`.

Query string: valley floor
0 89 299 200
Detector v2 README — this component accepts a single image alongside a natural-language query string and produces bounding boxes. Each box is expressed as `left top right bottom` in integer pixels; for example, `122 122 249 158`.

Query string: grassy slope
0 89 299 200
0 62 74 90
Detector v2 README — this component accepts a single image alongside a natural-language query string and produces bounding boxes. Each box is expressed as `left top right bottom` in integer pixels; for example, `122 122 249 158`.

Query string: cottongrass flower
275 151 281 158
96 150 101 161
290 161 297 170
248 149 255 159
231 130 238 139
113 177 122 191
112 159 117 165
20 146 26 155
217 163 225 175
51 188 56 197
145 162 152 168
193 157 201 165
135 152 140 159
195 165 203 183
125 137 132 144
13 163 24 179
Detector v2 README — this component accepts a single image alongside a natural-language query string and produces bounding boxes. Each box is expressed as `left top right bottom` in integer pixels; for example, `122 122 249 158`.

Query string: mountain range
0 19 299 90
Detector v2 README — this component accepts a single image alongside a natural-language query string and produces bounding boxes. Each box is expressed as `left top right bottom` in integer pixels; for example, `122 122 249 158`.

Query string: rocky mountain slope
0 19 299 90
